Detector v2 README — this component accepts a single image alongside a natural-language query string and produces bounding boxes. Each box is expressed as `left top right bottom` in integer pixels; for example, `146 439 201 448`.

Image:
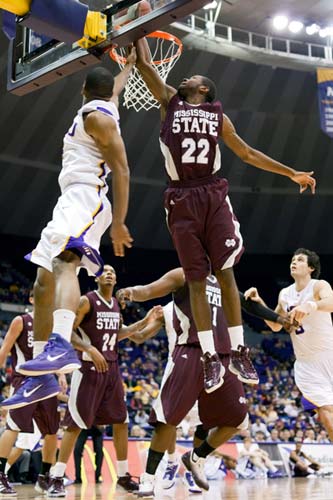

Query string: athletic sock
41 462 52 475
193 440 215 460
52 462 66 478
117 460 128 477
146 449 164 476
197 330 216 355
33 341 47 358
228 325 244 350
167 452 177 464
0 457 7 474
52 310 75 343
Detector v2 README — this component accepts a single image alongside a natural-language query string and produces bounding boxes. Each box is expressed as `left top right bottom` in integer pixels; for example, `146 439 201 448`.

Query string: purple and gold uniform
67 291 127 428
8 313 59 435
160 95 243 281
150 276 248 430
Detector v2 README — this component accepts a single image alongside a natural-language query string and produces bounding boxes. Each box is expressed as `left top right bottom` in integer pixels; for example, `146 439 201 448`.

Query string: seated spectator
134 410 150 427
317 430 330 444
268 429 280 442
239 437 282 478
289 442 320 477
130 425 146 439
303 429 317 443
254 431 266 442
251 418 269 439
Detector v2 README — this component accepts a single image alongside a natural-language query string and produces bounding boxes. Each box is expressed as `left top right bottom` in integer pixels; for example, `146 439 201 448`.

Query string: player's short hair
201 76 216 102
84 67 114 99
29 289 34 299
293 248 321 278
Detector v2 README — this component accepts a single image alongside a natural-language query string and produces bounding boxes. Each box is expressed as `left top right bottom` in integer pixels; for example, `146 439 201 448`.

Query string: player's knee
194 425 209 441
237 413 249 431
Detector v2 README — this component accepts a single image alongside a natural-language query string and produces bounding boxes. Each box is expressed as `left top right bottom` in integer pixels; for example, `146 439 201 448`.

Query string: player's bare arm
135 37 176 116
0 316 23 366
111 46 137 107
118 305 164 341
116 267 185 306
221 114 316 194
84 111 133 257
73 295 91 330
289 280 333 324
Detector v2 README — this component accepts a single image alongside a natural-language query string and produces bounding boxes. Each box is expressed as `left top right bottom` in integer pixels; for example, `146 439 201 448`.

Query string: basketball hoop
109 31 183 112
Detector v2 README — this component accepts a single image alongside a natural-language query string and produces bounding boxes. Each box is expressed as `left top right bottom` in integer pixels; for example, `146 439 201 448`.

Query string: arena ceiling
0 1 333 256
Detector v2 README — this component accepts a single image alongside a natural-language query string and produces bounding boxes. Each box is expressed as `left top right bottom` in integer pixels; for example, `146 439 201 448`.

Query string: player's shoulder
80 99 119 117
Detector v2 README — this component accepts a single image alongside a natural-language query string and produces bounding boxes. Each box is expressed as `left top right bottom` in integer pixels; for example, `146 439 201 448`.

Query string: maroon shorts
66 361 127 429
149 345 248 430
8 376 59 435
164 177 244 281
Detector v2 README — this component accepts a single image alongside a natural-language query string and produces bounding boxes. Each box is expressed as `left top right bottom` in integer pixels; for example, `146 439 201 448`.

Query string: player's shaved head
84 67 114 100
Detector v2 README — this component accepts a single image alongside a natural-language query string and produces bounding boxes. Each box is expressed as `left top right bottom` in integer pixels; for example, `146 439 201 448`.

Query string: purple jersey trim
96 106 114 116
64 236 104 276
301 395 317 411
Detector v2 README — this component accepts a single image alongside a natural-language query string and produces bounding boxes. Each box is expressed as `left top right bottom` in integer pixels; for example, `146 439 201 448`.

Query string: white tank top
60 99 120 194
280 279 333 359
163 301 177 358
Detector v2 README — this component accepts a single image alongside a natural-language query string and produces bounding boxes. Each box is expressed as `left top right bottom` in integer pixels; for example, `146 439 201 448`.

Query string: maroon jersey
172 276 231 354
11 313 34 375
160 95 223 182
78 291 121 362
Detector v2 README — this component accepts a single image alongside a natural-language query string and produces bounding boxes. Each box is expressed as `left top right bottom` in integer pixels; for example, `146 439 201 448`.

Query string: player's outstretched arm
289 279 333 324
116 267 185 306
111 46 137 107
243 288 284 332
118 305 164 341
135 37 177 113
239 291 296 331
221 114 316 194
0 316 23 367
84 111 133 257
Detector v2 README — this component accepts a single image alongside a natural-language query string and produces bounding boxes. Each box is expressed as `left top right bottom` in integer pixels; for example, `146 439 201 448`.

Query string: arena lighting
203 1 218 9
288 20 304 33
305 23 320 35
319 28 328 38
272 15 289 31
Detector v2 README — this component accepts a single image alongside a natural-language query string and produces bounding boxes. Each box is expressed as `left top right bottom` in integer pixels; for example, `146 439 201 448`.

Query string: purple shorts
164 177 244 281
66 361 127 429
150 345 248 430
8 376 59 435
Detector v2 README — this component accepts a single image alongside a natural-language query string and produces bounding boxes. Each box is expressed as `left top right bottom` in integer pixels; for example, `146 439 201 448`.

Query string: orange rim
109 30 183 65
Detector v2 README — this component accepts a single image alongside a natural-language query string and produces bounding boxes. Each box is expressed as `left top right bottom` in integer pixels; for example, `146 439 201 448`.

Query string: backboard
7 0 211 95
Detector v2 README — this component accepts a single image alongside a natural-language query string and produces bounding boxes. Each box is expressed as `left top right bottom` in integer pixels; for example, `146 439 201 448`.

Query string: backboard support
7 0 211 95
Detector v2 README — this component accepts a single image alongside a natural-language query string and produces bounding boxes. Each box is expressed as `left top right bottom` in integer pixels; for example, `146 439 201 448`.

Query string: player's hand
87 346 108 373
57 373 68 393
110 222 133 257
289 301 317 324
290 171 316 194
244 287 261 302
277 314 299 333
145 305 164 324
116 288 134 309
125 45 137 66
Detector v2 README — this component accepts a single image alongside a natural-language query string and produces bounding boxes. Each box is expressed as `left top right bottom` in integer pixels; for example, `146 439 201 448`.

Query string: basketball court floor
10 477 333 500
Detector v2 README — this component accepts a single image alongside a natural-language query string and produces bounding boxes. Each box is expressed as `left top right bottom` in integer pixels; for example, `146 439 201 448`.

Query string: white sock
51 462 66 478
228 326 244 350
197 330 215 355
33 341 47 358
4 463 10 474
52 309 75 343
143 472 155 482
117 460 128 477
167 452 177 463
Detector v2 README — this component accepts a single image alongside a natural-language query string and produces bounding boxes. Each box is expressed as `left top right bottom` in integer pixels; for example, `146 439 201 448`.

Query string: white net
110 31 183 112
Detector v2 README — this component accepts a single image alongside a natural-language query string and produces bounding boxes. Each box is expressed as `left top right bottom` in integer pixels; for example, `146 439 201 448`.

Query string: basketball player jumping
134 37 316 394
2 49 136 410
245 248 333 442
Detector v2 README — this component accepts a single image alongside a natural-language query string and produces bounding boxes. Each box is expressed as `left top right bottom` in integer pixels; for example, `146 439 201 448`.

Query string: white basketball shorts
294 350 333 409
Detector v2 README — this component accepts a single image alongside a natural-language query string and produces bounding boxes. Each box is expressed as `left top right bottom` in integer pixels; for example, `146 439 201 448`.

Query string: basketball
137 0 152 17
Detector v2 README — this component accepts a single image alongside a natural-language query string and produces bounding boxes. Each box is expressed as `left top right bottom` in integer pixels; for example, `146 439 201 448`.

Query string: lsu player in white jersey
2 49 136 411
245 248 333 441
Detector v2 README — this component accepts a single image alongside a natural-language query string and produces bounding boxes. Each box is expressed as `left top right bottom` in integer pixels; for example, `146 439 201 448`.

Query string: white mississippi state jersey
60 99 120 194
163 301 177 358
279 279 333 359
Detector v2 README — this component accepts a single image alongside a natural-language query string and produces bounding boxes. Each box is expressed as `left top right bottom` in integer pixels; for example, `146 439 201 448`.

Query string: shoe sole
181 454 209 491
1 390 60 410
228 365 259 385
34 484 47 494
17 363 81 376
